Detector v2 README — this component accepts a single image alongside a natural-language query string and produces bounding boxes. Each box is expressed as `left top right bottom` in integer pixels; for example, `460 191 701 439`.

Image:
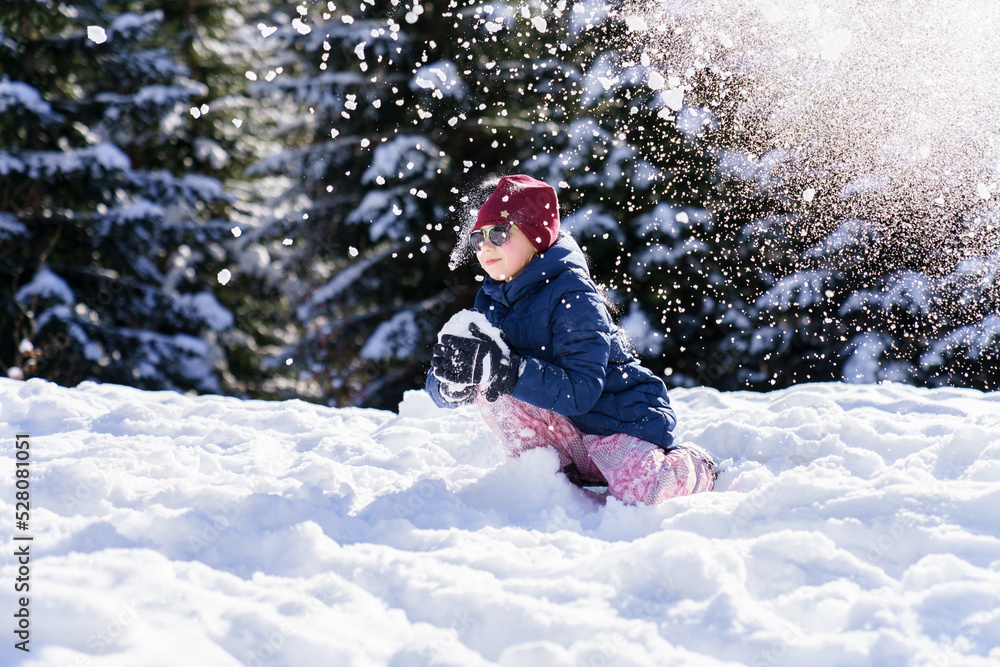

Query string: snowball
439 310 507 351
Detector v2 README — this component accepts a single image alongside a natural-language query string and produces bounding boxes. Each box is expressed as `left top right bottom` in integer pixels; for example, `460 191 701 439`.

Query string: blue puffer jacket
427 234 677 449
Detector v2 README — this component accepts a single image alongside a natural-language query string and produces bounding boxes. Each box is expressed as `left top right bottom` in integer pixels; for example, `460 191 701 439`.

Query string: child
426 174 716 505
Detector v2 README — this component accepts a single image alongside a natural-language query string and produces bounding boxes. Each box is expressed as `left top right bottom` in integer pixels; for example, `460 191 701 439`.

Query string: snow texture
3 378 999 666
438 310 507 354
104 11 163 44
360 310 419 361
0 212 28 240
20 143 131 179
0 80 61 124
14 266 74 307
174 291 235 332
345 187 416 241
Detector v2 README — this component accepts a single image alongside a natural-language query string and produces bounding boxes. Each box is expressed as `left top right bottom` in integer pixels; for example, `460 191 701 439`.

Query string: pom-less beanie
473 175 560 252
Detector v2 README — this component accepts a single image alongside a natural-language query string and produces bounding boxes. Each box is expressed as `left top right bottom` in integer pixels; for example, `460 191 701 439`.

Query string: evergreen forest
3 0 998 410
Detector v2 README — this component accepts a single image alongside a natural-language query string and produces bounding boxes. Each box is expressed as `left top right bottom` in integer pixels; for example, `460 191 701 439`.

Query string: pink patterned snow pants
478 394 715 505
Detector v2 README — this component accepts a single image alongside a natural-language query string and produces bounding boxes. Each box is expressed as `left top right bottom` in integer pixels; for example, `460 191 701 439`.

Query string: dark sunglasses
469 222 512 251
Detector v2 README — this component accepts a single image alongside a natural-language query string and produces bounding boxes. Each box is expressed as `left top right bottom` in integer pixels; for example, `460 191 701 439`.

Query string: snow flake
87 26 108 44
624 15 648 32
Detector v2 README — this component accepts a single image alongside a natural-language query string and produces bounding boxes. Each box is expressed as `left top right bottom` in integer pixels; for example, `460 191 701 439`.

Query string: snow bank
2 378 999 666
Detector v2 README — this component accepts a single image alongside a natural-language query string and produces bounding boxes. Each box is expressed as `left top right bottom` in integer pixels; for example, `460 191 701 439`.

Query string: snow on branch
103 11 164 45
921 314 1000 369
361 135 441 185
753 270 835 312
0 213 28 241
410 60 467 100
839 270 933 318
360 311 419 361
15 266 75 307
297 243 403 323
22 143 131 179
0 80 63 125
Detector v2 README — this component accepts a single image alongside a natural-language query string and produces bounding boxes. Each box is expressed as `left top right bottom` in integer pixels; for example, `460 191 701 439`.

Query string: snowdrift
2 377 999 666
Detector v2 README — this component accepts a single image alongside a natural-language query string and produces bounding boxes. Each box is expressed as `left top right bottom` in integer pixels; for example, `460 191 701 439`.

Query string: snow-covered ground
2 376 999 666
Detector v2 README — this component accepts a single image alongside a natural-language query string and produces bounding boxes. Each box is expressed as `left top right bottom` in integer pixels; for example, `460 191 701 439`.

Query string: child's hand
431 334 481 385
438 380 476 405
431 323 521 402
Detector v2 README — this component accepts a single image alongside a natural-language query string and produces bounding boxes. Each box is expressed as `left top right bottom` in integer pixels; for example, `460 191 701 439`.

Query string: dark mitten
431 336 480 385
431 322 522 402
476 328 521 402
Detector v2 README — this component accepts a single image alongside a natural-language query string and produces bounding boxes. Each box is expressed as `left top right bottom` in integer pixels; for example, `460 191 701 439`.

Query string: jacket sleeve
425 369 463 409
510 286 611 416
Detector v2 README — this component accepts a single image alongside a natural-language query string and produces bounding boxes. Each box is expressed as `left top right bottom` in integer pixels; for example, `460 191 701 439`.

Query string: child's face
476 224 537 282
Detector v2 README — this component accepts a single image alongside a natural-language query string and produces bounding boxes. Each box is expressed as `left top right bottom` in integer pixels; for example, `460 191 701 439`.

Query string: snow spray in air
629 0 1000 271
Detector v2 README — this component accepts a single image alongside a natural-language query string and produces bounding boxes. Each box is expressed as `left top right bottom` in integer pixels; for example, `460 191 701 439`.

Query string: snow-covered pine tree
733 190 1000 391
838 245 1000 390
152 0 300 398
0 2 238 392
512 3 767 391
248 0 701 407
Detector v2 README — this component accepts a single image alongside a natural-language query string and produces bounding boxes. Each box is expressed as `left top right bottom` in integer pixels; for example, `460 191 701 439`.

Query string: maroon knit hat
473 175 560 252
